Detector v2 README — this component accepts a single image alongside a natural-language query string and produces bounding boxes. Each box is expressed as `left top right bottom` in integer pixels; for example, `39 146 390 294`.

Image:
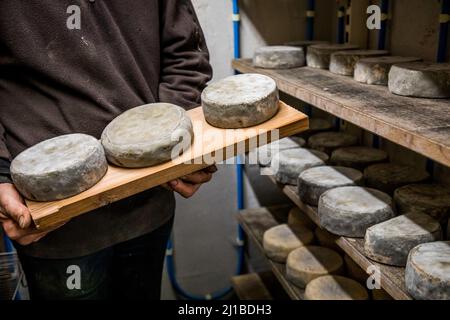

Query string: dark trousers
17 217 173 300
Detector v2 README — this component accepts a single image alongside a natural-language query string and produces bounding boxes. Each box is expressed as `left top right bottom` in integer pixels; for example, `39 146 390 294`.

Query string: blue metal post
377 0 389 50
306 0 315 41
337 6 345 44
437 0 450 63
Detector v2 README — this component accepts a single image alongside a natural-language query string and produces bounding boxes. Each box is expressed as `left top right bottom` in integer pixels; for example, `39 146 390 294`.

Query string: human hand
163 165 217 198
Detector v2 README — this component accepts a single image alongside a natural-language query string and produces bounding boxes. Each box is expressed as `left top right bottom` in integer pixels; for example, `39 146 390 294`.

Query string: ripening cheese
253 46 305 69
304 275 369 300
257 137 306 167
308 132 358 155
329 50 388 76
330 146 388 171
306 44 359 69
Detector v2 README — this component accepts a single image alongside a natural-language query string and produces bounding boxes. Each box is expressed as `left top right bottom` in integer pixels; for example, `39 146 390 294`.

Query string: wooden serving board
28 101 308 229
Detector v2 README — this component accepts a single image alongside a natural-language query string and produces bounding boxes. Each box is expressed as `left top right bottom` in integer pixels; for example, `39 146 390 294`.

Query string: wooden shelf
231 273 274 300
236 207 305 300
233 59 450 168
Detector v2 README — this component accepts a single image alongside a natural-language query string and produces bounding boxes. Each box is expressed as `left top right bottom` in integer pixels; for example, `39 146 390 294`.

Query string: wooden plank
236 207 305 300
27 102 308 229
232 59 450 168
231 273 273 300
336 237 412 300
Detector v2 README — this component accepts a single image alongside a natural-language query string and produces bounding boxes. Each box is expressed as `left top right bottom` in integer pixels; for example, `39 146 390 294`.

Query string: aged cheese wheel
364 212 442 266
394 184 450 223
263 224 314 263
330 146 388 171
286 246 344 288
354 56 422 85
308 132 358 155
298 166 363 206
253 46 305 69
101 103 193 168
287 207 316 230
201 73 279 128
314 227 344 254
405 241 450 300
372 288 393 300
330 50 388 76
318 186 395 237
364 163 430 196
11 134 107 201
304 275 369 300
306 44 359 69
388 62 450 98
285 40 329 52
344 254 368 283
271 148 329 185
257 137 306 167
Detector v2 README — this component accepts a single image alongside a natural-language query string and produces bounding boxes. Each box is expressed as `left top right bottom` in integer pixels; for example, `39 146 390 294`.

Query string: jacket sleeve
0 122 12 183
158 0 213 110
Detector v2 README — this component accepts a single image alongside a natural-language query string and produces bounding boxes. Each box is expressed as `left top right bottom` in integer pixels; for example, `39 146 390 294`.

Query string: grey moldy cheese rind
201 73 279 129
306 44 359 69
314 227 344 254
288 207 316 230
394 184 450 223
364 212 442 266
286 246 344 288
262 224 314 263
308 131 358 155
354 56 422 85
101 103 193 168
11 134 108 202
271 148 329 185
405 241 450 300
329 50 389 76
298 166 363 206
388 62 450 98
364 163 430 196
304 275 369 300
257 137 306 167
344 254 368 283
318 186 395 238
253 46 305 69
330 146 388 171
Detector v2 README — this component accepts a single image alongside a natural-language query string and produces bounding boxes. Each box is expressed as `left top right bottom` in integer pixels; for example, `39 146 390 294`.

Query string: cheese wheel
314 227 344 254
271 148 329 185
364 212 442 266
304 275 369 300
286 246 344 288
344 254 368 283
306 44 359 69
285 40 329 52
257 137 306 167
101 103 193 168
298 166 363 206
263 224 314 263
11 134 107 201
287 207 316 230
394 184 450 223
354 56 422 85
330 146 388 171
405 241 450 300
318 186 395 237
330 50 388 76
364 163 430 196
308 132 358 155
201 74 279 128
297 118 334 140
388 62 450 98
371 288 393 300
253 46 305 69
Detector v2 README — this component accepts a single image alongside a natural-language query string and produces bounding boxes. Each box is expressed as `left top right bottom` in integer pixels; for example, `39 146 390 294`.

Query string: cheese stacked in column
304 275 369 300
308 132 358 155
257 137 306 167
329 50 388 76
253 46 305 69
318 186 395 237
306 44 359 69
330 146 388 171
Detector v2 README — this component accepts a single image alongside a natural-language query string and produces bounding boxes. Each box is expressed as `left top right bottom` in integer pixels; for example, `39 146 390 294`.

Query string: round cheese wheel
306 44 359 69
304 275 369 300
287 207 316 230
354 56 422 85
371 288 393 300
286 246 344 288
263 224 314 263
201 73 279 128
308 132 358 155
253 46 305 69
285 40 329 52
314 227 344 254
388 62 450 98
257 137 306 167
344 254 368 283
101 103 193 168
330 146 388 171
364 212 442 266
298 166 363 206
330 50 388 76
318 186 395 237
394 184 450 224
11 134 108 201
405 241 450 300
364 163 430 196
270 148 329 185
